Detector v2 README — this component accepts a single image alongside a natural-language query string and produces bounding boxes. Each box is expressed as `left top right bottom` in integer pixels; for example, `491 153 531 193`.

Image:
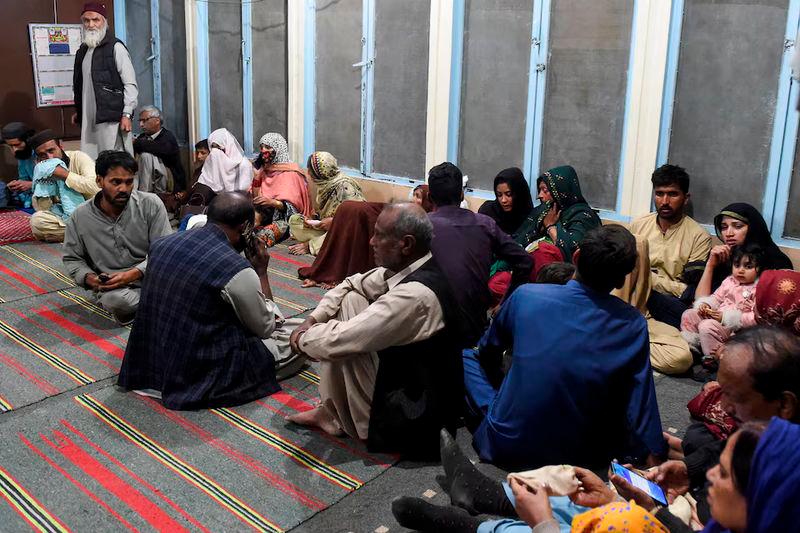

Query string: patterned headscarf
571 501 668 533
755 270 800 335
308 151 365 219
258 132 290 164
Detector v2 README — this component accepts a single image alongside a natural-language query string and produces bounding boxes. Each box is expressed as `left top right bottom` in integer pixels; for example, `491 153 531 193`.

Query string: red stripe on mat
0 271 33 296
8 309 118 372
0 254 59 291
270 278 323 301
34 307 125 359
0 263 47 294
60 420 210 533
0 351 60 395
138 396 327 511
48 429 190 533
269 251 311 267
21 433 137 532
50 300 128 345
256 396 393 468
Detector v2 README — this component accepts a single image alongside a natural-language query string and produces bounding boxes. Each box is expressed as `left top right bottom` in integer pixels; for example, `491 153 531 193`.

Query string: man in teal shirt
1 122 37 208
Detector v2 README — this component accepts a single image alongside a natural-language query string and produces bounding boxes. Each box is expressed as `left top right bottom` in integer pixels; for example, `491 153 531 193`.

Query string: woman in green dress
489 165 601 301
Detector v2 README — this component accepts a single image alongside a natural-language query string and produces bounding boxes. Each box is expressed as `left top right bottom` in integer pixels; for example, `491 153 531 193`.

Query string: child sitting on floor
680 243 762 361
253 204 285 247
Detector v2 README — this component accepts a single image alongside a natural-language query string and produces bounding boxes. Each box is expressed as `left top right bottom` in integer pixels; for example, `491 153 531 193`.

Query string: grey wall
315 0 363 169
252 0 288 148
668 0 788 224
538 0 633 211
458 0 532 192
159 0 188 144
209 2 244 142
371 0 430 179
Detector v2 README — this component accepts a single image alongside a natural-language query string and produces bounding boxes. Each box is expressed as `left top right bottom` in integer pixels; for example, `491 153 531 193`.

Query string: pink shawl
252 162 313 217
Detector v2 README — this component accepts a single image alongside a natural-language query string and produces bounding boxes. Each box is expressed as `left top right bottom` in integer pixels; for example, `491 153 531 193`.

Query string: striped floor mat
0 240 325 317
0 210 35 246
0 239 326 413
0 379 396 532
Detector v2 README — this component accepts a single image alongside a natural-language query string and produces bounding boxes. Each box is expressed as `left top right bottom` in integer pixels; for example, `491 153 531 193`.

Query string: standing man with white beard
72 3 138 158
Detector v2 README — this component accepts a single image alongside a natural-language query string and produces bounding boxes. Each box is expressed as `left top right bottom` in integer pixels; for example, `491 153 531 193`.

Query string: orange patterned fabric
571 501 668 533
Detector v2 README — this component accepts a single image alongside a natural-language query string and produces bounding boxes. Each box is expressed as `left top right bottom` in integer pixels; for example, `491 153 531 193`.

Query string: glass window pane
783 132 800 238
538 0 634 211
126 0 154 133
159 0 188 144
667 0 788 223
209 2 244 142
458 0 533 191
315 0 363 170
252 0 288 145
371 0 430 179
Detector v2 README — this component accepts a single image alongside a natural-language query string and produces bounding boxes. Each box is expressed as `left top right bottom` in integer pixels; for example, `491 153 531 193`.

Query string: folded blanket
32 158 85 220
507 465 581 496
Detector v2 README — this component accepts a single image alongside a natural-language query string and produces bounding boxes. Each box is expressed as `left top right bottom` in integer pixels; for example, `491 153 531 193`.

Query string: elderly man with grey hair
72 2 138 158
133 105 186 194
286 202 465 459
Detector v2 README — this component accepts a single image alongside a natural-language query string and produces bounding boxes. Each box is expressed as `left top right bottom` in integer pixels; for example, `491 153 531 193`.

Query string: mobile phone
610 463 668 505
98 273 110 283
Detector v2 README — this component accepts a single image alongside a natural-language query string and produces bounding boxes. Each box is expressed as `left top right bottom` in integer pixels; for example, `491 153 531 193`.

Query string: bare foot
288 242 310 255
286 406 344 436
301 278 319 288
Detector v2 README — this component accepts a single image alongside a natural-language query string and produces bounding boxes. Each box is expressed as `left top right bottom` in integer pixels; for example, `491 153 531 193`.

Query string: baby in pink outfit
680 244 762 359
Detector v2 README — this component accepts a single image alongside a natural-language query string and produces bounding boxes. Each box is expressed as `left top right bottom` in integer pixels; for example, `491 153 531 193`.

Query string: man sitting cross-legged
118 192 282 409
286 203 464 459
28 129 98 242
63 150 172 324
464 225 667 471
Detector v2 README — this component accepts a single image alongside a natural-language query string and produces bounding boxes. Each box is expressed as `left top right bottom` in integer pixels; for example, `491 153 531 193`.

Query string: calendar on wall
28 24 83 108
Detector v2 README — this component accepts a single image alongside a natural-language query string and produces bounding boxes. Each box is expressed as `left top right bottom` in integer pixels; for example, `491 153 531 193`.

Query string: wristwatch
122 112 132 119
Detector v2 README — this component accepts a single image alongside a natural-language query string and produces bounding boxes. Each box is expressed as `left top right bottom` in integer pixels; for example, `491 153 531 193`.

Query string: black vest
73 33 127 124
367 258 465 460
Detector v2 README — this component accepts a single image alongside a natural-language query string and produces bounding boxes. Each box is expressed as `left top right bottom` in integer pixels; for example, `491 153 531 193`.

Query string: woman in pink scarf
250 132 312 243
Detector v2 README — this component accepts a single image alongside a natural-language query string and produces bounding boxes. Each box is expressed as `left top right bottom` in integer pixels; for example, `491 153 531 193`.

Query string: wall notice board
28 23 83 108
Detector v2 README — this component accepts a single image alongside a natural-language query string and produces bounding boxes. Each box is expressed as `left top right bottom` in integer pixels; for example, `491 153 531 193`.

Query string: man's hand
84 273 102 291
7 180 32 193
290 316 317 355
51 166 69 181
510 478 554 527
245 236 271 277
120 116 132 133
610 474 657 512
570 467 615 508
645 460 689 503
98 269 142 291
707 245 731 269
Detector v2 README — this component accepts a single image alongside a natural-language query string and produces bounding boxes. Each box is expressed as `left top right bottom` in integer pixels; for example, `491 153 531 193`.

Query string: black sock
392 497 482 533
449 464 518 517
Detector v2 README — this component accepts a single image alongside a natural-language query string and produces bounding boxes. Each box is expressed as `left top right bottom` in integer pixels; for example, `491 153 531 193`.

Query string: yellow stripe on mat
212 407 362 491
0 320 94 385
75 394 282 532
0 466 68 533
0 246 74 286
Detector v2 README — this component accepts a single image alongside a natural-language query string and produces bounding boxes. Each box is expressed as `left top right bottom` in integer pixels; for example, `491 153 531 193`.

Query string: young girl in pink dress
680 243 762 360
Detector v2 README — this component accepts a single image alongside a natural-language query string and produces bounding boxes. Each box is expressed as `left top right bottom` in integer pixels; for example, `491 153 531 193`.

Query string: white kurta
80 43 138 158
